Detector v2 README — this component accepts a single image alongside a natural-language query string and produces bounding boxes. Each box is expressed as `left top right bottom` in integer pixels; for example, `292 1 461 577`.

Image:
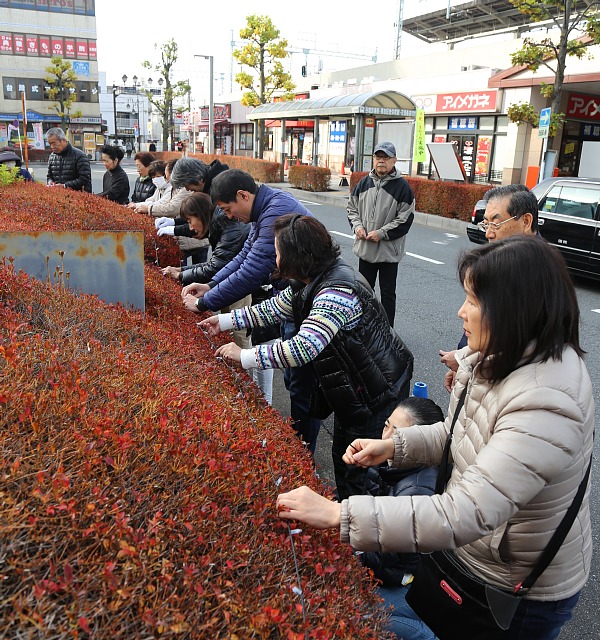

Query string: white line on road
592 309 600 314
406 252 445 265
444 233 459 238
329 231 445 265
299 199 322 206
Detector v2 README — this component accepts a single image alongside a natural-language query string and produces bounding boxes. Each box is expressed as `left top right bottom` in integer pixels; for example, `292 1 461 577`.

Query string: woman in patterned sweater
199 214 413 500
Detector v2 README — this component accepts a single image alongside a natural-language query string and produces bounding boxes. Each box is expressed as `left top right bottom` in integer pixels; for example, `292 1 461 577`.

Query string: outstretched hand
277 486 341 529
342 438 394 468
198 315 221 336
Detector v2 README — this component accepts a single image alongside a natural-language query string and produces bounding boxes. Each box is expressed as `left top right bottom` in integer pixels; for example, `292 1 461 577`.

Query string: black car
466 177 600 280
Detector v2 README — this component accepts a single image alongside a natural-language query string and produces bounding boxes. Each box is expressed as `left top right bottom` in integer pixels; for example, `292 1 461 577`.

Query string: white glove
157 226 175 237
155 217 175 230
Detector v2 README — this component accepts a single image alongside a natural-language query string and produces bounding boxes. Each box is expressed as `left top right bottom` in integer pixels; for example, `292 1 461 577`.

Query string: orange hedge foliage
287 166 332 192
0 183 391 639
349 172 492 221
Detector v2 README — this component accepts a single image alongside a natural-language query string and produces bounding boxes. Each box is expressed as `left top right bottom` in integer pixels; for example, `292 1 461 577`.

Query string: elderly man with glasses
440 184 539 390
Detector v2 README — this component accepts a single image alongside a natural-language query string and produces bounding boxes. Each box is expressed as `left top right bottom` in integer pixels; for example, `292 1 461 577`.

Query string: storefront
557 92 600 176
413 90 509 183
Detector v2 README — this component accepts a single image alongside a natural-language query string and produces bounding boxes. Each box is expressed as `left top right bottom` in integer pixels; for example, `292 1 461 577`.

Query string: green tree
509 0 600 142
142 39 190 152
234 15 296 159
44 56 82 132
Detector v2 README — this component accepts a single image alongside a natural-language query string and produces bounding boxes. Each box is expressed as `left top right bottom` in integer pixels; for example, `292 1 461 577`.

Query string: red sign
76 40 88 58
88 41 97 59
51 37 63 56
65 38 75 58
39 36 51 56
475 136 492 176
566 92 600 122
436 91 497 113
0 34 13 53
14 35 25 54
26 36 39 54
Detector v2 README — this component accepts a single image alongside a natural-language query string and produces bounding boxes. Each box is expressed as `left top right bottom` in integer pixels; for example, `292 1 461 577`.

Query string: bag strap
435 385 468 495
517 455 592 593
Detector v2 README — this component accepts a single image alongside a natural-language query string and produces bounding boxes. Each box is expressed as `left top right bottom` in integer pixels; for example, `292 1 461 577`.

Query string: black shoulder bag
406 385 592 640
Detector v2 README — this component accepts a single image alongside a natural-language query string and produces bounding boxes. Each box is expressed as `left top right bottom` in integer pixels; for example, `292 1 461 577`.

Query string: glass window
77 81 89 102
36 0 49 9
435 117 448 130
548 186 600 219
563 120 580 136
425 117 433 132
239 123 253 150
479 116 494 131
3 76 16 100
264 131 274 151
0 33 13 54
27 78 43 101
490 134 508 183
495 116 509 133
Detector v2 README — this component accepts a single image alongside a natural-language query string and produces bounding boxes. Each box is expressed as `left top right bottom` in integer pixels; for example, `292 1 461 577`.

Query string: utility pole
395 0 405 60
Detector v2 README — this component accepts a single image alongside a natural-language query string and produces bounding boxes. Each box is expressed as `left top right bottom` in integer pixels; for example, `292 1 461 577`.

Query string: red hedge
0 183 392 638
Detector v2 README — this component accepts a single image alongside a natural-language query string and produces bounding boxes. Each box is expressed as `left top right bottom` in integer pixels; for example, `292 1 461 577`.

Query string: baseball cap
373 142 396 157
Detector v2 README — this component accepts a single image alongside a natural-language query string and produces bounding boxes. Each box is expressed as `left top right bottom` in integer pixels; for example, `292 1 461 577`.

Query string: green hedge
350 172 493 221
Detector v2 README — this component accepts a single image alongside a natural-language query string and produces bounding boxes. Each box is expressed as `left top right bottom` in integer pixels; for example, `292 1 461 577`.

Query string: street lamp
111 75 129 147
194 54 214 154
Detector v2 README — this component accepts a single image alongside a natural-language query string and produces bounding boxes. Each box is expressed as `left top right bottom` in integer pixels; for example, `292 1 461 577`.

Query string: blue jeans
505 591 580 640
378 584 436 640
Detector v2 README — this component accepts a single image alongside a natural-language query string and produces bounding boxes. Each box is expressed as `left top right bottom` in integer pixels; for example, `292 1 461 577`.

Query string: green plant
0 164 21 187
507 101 540 128
44 56 83 130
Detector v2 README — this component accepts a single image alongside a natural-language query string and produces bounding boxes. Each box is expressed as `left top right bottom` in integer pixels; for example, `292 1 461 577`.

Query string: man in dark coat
46 127 92 193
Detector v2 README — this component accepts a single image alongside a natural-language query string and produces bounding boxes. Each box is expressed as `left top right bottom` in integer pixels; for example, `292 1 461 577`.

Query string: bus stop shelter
247 90 417 180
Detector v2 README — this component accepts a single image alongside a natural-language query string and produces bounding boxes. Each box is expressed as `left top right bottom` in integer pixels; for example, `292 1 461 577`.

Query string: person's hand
198 315 222 336
46 181 55 187
181 282 210 299
354 227 367 240
342 438 394 468
157 226 175 237
366 230 381 242
444 370 456 394
135 203 149 214
215 342 242 364
439 349 459 372
126 202 137 209
161 266 181 280
182 293 201 313
155 217 175 230
277 486 342 529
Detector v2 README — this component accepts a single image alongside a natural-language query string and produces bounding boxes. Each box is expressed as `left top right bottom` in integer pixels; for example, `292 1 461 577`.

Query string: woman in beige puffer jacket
277 235 594 640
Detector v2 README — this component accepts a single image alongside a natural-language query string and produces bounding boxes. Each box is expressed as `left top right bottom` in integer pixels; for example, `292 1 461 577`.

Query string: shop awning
247 90 416 122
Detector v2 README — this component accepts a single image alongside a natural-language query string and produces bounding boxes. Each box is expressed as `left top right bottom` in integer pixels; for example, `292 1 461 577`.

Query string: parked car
466 177 600 280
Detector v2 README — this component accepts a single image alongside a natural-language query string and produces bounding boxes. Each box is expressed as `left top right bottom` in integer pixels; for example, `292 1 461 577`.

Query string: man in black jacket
46 127 92 193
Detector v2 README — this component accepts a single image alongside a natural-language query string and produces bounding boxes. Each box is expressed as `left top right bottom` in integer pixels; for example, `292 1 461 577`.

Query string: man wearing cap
347 141 415 326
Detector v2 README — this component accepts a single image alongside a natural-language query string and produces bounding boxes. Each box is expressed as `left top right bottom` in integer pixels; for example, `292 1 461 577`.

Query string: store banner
474 136 492 176
32 122 44 149
0 124 7 145
413 107 427 162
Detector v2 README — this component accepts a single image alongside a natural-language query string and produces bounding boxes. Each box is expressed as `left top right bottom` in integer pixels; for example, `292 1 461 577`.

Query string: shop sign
413 95 437 113
0 34 13 53
200 104 231 120
581 122 600 138
449 116 479 130
14 35 25 54
436 91 497 113
460 138 475 176
566 92 600 122
26 36 39 54
474 136 492 176
329 121 346 143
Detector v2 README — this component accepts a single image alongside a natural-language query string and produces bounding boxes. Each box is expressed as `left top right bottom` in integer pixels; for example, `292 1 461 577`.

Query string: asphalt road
29 160 600 638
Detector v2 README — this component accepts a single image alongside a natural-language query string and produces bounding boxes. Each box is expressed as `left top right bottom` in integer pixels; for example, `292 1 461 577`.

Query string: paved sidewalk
267 171 469 235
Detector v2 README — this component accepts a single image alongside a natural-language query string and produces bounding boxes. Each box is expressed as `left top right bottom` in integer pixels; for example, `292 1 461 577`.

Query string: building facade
0 0 100 155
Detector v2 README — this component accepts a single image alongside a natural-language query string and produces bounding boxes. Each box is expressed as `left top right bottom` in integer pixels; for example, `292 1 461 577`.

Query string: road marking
406 252 444 265
432 241 447 245
445 233 459 238
299 199 322 206
330 230 354 239
330 231 445 264
592 309 600 314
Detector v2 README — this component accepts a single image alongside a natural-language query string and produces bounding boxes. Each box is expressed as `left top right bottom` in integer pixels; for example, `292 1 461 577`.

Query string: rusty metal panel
0 231 145 312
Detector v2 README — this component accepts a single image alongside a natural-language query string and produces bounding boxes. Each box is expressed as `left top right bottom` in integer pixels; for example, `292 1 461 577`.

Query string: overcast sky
95 0 430 105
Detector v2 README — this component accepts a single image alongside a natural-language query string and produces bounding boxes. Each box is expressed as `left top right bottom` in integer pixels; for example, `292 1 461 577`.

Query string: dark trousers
358 259 399 326
181 246 209 268
332 400 399 501
282 321 322 455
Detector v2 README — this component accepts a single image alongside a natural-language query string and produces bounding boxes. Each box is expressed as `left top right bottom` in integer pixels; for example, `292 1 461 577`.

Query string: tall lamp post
112 74 128 146
194 54 214 154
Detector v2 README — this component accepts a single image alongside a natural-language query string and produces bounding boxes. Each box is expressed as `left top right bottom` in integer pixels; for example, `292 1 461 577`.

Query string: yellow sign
564 142 575 155
413 108 426 163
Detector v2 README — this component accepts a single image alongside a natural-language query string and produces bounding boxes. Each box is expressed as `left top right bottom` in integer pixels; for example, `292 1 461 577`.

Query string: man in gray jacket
347 142 414 325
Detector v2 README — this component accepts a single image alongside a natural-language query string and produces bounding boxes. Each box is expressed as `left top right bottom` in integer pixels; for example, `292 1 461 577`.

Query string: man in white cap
347 141 415 325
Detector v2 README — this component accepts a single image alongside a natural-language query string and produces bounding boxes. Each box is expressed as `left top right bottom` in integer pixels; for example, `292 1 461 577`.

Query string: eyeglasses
477 215 517 232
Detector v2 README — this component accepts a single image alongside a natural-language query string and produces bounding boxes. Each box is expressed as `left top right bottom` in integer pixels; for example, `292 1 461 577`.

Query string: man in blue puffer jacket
181 169 322 452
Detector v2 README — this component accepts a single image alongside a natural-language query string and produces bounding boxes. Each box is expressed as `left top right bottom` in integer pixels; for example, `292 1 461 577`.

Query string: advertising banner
413 107 426 162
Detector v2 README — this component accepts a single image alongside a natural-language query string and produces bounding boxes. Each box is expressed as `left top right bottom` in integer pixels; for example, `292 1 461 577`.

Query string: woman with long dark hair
277 235 593 640
199 214 413 500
